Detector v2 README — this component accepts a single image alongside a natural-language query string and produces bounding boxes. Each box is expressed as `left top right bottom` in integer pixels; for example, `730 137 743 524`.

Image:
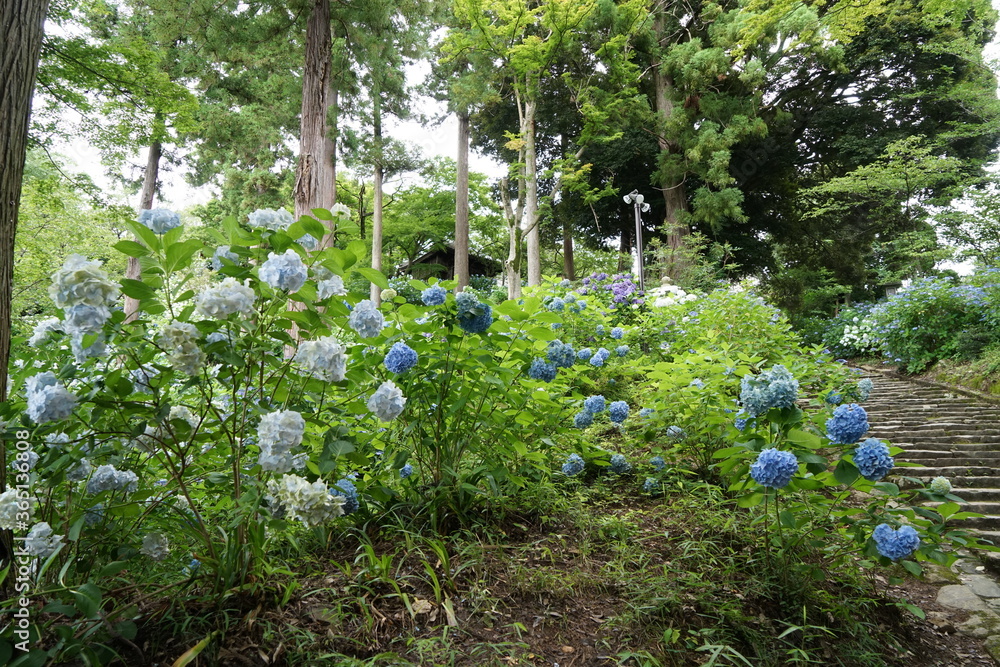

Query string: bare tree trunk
370 90 384 303
295 0 336 229
501 175 525 299
125 138 161 321
523 97 541 286
653 8 690 280
0 0 49 563
562 216 574 280
454 111 470 291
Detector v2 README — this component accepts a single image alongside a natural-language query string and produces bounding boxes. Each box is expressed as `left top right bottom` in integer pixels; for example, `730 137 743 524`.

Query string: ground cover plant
1 207 997 666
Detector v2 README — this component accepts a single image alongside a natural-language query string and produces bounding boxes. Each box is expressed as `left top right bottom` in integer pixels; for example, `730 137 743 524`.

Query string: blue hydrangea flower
259 249 308 292
421 284 448 306
456 292 493 334
616 345 629 357
247 207 293 231
547 297 565 312
384 342 418 373
643 477 659 493
853 438 893 481
564 292 576 303
211 245 239 270
739 365 798 417
559 279 571 288
590 348 610 367
528 358 557 382
400 463 414 479
608 401 629 423
640 408 655 418
583 395 606 413
349 299 385 338
573 411 593 428
331 478 359 514
872 524 920 560
368 381 406 421
858 378 874 402
576 347 593 361
596 324 605 336
650 456 666 471
826 404 869 444
750 448 798 488
139 208 181 234
666 425 685 441
609 453 631 474
546 340 575 368
562 453 585 476
610 327 624 339
26 372 77 423
824 391 843 405
689 378 704 389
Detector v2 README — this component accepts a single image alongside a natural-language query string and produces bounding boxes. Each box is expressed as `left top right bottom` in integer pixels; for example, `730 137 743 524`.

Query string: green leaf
125 220 160 250
98 561 129 578
119 279 158 300
936 501 960 519
833 459 860 485
901 560 923 578
311 208 334 221
113 240 150 257
527 326 558 341
779 509 797 529
72 582 102 619
165 239 205 272
354 267 389 290
738 492 765 508
301 217 328 239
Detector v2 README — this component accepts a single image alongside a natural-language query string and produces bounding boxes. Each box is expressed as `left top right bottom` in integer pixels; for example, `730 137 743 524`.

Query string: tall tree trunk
454 111 470 291
0 0 49 564
562 216 574 280
523 96 541 286
295 0 336 228
370 90 384 303
125 138 161 321
501 174 525 299
653 8 690 280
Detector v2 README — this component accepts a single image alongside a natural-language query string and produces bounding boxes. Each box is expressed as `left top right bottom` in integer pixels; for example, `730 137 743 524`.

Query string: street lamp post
623 190 650 291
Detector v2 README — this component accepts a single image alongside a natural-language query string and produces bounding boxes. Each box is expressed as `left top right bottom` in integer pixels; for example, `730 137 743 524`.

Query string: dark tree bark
562 215 574 280
294 0 336 233
370 89 383 302
124 138 161 321
454 111 470 291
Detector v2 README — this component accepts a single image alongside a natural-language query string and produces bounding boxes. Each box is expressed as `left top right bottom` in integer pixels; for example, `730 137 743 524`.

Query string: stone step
893 465 1000 478
893 443 1000 452
947 488 1000 502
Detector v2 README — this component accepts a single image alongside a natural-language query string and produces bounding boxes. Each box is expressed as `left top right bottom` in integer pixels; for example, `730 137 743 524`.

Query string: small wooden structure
397 245 501 281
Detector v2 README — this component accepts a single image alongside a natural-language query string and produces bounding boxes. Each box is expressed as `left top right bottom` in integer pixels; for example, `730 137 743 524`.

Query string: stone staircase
862 372 1000 545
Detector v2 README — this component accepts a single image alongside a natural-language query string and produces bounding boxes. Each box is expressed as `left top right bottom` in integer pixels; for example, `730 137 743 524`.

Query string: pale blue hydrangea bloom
195 278 256 319
734 409 749 431
559 279 571 288
610 327 624 339
583 395 605 413
266 475 344 527
826 404 869 444
71 332 107 363
349 300 385 339
562 453 585 476
139 208 181 234
573 411 593 428
25 522 64 558
257 410 306 472
66 458 92 482
400 463 414 479
608 401 629 423
14 450 39 471
259 249 308 292
139 531 171 561
650 456 666 471
528 358 557 382
590 348 610 367
739 365 799 417
596 324 605 336
872 524 920 560
546 340 575 368
317 274 347 299
26 372 77 423
297 233 319 251
853 438 894 481
616 345 629 357
159 321 204 375
421 285 448 306
609 453 631 474
62 303 110 335
86 464 138 494
368 381 406 421
29 317 62 347
206 332 227 344
929 477 952 494
564 292 577 303
643 477 659 493
858 378 874 402
689 378 704 388
247 207 293 231
576 347 593 361
294 336 347 382
211 245 239 270
83 504 104 526
49 254 120 310
547 297 565 312
750 448 798 488
640 408 655 418
331 478 359 514
666 425 685 441
384 342 418 373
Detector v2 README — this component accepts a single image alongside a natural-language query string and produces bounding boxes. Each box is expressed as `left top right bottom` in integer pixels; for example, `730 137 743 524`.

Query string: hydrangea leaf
737 492 764 508
113 240 150 257
355 267 389 290
833 459 860 485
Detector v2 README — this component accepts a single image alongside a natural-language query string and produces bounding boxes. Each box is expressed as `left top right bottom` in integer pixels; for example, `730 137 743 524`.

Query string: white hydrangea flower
48 254 120 310
195 278 256 319
168 405 199 429
259 249 308 292
29 317 63 347
159 321 204 375
247 207 293 231
294 336 347 382
86 464 138 495
0 489 32 529
330 203 351 221
257 410 306 473
367 381 406 421
265 474 344 528
139 208 181 234
25 522 64 558
317 274 347 299
66 458 93 482
26 372 77 423
71 332 107 363
140 532 170 561
929 476 952 495
211 245 239 270
349 300 384 339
